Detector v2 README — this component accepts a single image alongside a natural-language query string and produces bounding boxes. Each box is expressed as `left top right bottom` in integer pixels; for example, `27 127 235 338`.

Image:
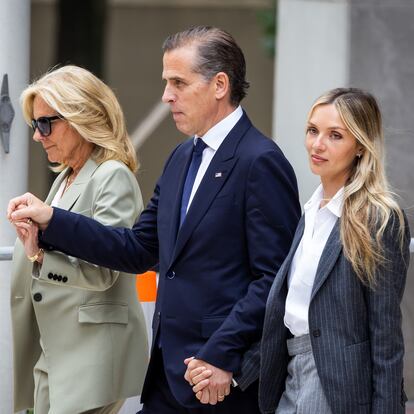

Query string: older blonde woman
10 65 148 414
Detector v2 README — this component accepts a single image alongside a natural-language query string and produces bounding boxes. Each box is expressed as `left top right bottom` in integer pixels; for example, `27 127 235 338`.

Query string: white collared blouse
284 185 344 337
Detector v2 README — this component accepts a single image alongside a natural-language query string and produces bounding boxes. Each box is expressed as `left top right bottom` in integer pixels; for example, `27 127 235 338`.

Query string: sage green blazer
11 159 149 414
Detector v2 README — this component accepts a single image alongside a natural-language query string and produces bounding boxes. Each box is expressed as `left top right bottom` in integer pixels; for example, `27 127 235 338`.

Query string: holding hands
184 357 232 405
8 192 53 229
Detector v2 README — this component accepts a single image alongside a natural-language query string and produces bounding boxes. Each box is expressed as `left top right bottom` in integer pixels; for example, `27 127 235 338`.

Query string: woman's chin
309 164 322 177
46 154 60 164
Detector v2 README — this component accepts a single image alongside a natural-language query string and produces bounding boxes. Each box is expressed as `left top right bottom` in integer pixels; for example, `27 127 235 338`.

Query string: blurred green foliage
257 0 277 58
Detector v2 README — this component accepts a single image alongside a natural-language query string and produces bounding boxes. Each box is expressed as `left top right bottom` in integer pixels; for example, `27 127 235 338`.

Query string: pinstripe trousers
275 335 332 414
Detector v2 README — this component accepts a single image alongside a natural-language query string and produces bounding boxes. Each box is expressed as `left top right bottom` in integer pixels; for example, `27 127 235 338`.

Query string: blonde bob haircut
21 65 138 172
308 88 405 287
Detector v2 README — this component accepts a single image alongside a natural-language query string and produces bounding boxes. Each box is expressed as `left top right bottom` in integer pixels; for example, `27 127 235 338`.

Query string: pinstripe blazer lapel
261 216 305 347
311 219 342 301
266 216 305 315
236 216 305 392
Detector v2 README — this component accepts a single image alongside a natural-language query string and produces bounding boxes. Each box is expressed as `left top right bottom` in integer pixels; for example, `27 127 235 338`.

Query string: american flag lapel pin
215 172 223 178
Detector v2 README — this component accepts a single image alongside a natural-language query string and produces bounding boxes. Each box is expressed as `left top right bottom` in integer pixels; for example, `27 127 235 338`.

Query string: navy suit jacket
40 112 301 407
239 213 410 414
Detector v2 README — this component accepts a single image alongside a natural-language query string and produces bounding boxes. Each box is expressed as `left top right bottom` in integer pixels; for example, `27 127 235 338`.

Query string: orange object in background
136 271 157 302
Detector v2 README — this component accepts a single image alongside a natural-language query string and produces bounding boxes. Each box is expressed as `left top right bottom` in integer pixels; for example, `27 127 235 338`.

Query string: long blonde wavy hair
21 65 138 172
309 88 405 286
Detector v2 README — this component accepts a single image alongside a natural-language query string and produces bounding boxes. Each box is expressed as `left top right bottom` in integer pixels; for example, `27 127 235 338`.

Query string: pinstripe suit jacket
236 213 410 414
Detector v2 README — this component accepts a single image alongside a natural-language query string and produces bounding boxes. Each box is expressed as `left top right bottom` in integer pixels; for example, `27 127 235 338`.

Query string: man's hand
184 357 232 405
184 357 212 404
8 192 53 231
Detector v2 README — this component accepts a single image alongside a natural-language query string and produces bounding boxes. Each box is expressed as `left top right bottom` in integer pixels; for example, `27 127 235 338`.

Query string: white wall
0 1 30 412
273 0 350 205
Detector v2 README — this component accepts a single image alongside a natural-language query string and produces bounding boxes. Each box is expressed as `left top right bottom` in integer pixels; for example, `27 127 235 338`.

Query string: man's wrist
38 206 54 231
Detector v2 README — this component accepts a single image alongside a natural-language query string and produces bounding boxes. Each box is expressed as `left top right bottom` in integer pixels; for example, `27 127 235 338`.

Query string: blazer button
167 271 175 279
62 276 68 283
312 329 321 338
33 293 42 302
48 272 53 279
53 274 58 280
58 275 62 281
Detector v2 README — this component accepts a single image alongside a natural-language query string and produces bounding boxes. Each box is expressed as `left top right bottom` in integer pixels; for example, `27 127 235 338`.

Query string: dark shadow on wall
56 0 107 78
42 0 108 189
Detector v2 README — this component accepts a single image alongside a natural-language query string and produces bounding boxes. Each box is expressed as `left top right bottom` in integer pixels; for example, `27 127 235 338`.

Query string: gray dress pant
275 334 332 414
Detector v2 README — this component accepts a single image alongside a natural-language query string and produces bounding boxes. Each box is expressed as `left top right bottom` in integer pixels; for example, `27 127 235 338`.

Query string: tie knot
194 138 207 154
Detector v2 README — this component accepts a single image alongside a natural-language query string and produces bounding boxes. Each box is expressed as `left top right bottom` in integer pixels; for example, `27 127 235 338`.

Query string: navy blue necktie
180 139 207 226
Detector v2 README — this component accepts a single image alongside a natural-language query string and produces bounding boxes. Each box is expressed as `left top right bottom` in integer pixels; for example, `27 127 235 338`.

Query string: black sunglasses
31 115 64 137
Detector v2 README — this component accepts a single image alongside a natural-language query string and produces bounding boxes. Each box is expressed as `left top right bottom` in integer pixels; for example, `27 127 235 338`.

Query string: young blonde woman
10 65 148 414
187 88 410 413
256 88 411 414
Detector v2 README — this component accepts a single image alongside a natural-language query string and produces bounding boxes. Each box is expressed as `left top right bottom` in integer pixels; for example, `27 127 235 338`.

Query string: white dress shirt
51 178 67 207
186 105 243 212
284 185 344 337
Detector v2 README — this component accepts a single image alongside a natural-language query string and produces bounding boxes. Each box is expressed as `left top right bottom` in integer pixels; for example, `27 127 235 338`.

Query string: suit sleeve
366 213 410 414
35 166 143 291
39 145 186 273
40 178 162 276
195 149 301 374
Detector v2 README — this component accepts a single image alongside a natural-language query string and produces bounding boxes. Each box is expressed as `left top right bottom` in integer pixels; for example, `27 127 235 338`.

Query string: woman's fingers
192 378 210 394
191 368 212 385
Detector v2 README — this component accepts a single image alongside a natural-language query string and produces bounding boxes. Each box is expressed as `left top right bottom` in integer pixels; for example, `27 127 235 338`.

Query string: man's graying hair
162 26 250 106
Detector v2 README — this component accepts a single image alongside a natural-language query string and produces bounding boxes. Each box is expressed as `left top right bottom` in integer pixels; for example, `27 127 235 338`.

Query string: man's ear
214 72 230 100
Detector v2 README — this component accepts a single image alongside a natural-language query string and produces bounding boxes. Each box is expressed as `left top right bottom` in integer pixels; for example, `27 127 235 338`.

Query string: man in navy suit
9 26 301 413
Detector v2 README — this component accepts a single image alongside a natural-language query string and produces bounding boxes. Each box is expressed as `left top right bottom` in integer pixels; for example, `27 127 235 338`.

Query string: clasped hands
7 192 53 228
184 357 232 405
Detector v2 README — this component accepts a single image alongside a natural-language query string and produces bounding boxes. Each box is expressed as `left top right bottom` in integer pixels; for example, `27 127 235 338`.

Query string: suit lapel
165 141 194 262
172 157 238 263
58 158 99 211
45 169 70 205
266 216 305 310
310 220 342 300
261 216 305 348
169 113 252 266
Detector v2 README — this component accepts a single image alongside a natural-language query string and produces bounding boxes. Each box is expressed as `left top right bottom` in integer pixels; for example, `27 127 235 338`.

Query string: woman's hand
14 219 43 264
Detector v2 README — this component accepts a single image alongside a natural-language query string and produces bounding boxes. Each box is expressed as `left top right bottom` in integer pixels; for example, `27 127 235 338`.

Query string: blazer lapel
170 113 252 266
266 216 305 312
45 169 70 205
165 141 194 263
58 158 99 211
310 219 342 300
